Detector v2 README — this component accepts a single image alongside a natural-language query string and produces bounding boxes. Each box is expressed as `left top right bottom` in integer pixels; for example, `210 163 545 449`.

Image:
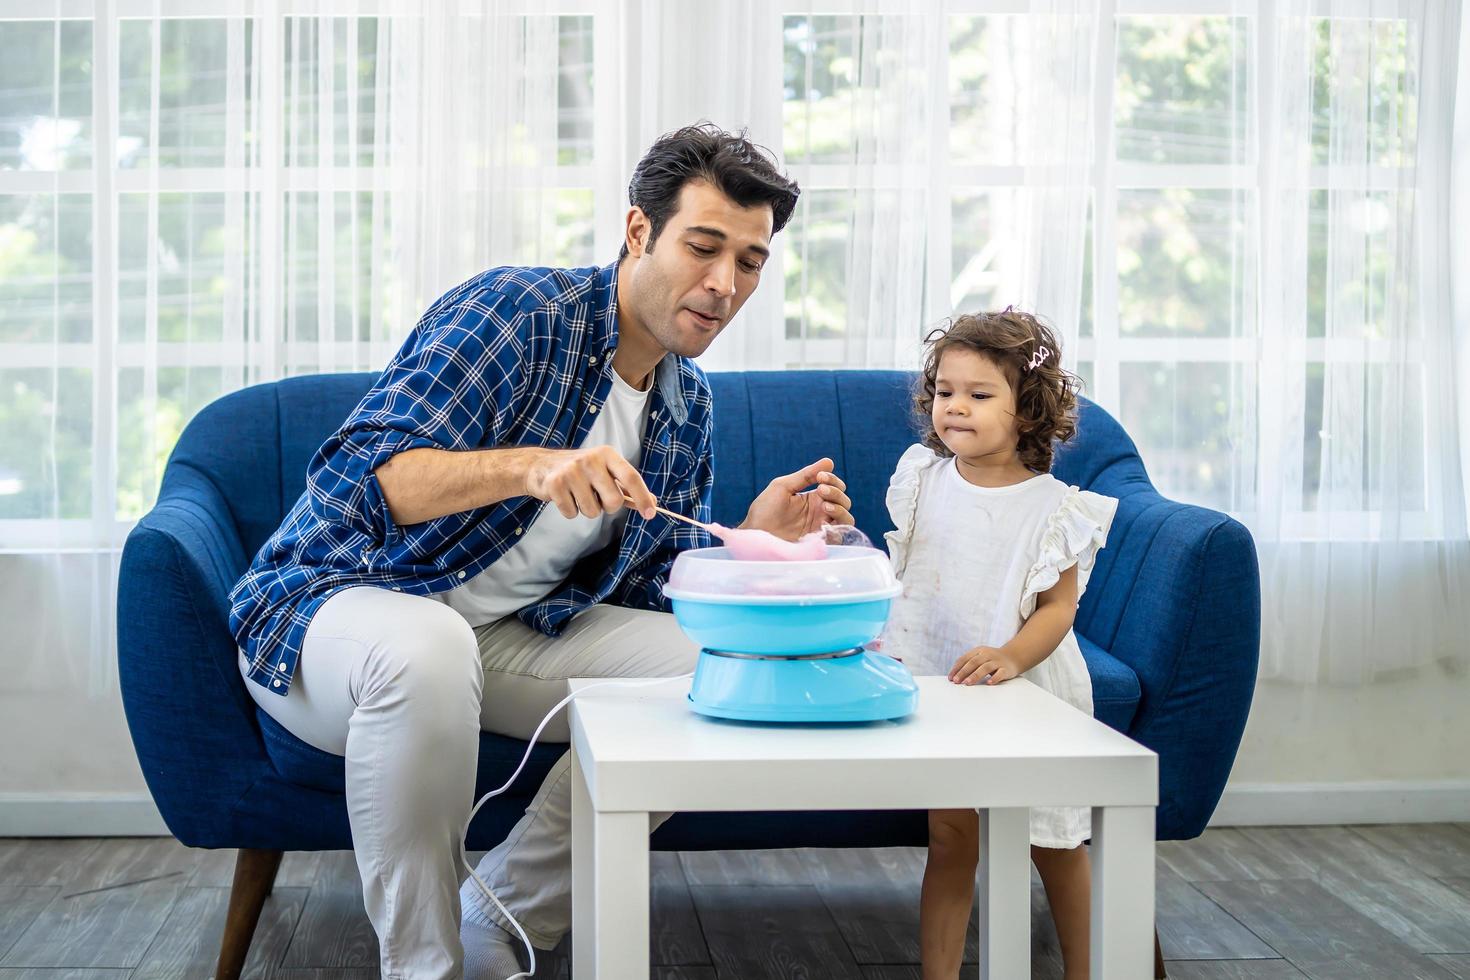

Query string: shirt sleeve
1018 487 1119 619
612 420 715 613
304 289 531 543
883 443 941 576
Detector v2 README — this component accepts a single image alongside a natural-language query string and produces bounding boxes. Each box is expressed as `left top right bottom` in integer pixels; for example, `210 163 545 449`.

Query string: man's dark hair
619 122 800 259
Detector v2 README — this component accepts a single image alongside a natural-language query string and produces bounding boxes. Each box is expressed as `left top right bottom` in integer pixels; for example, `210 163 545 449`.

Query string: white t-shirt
436 368 654 627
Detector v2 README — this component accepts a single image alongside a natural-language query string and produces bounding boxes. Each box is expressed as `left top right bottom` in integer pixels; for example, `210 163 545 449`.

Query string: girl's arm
948 564 1079 685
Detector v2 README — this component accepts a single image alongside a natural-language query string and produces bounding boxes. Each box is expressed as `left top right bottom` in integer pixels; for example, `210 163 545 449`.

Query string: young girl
882 309 1118 980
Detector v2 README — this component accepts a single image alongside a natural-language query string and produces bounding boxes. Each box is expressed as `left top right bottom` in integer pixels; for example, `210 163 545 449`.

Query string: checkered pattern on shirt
229 262 715 696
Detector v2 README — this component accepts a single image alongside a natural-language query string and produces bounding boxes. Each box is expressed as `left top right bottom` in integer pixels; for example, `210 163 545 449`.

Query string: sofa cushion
1077 633 1141 731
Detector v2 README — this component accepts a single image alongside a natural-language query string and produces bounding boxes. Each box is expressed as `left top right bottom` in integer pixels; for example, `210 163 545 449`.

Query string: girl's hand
949 646 1022 686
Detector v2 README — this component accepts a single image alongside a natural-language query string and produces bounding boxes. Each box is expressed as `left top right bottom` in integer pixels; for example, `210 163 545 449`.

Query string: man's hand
949 646 1022 686
741 457 853 540
524 446 657 520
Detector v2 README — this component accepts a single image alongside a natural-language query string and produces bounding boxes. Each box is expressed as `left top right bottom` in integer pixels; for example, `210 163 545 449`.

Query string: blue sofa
117 369 1259 976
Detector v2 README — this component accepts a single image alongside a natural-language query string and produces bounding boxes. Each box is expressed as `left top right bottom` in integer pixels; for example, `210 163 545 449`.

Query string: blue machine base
688 648 919 723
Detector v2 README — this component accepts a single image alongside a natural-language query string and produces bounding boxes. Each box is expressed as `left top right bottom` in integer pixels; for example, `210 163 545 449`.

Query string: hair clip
1024 345 1053 372
1002 304 1015 314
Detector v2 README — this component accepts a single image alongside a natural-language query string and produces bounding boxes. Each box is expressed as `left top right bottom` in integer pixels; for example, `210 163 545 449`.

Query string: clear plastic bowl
663 545 900 605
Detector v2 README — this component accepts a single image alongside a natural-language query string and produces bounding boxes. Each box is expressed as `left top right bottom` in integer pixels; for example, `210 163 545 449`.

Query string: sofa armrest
1096 493 1260 839
117 463 273 846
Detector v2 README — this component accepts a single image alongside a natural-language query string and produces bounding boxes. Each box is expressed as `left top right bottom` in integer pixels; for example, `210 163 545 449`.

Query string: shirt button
589 405 599 414
392 586 402 592
273 679 282 688
278 662 286 671
589 355 598 365
515 526 524 535
457 570 467 579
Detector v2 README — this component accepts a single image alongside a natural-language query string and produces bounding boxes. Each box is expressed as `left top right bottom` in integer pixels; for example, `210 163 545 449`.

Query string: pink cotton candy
708 523 829 561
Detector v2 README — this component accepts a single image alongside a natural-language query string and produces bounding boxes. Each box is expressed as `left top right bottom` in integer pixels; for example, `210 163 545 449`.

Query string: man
229 123 853 978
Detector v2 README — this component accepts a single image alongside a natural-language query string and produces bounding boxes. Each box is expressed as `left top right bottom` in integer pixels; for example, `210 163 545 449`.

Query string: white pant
238 586 698 979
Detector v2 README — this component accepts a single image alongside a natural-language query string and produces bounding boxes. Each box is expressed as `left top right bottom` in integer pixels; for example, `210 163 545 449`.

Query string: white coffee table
569 674 1157 979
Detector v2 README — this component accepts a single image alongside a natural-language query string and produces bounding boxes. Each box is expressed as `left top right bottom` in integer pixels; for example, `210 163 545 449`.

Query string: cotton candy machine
663 540 918 722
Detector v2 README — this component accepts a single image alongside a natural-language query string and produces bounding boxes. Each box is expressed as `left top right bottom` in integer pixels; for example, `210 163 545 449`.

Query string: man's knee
359 598 484 707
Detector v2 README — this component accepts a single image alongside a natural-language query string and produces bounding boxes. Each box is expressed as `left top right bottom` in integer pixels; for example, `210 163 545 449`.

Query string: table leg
1090 804 1155 979
977 806 1030 979
571 747 651 979
572 750 591 976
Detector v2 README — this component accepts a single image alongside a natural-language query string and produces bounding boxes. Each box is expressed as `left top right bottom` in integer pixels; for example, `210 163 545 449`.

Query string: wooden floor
2 824 1470 978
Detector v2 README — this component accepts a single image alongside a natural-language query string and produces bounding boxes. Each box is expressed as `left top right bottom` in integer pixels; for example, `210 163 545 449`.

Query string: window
0 1 1441 541
777 1 1428 524
0 9 596 540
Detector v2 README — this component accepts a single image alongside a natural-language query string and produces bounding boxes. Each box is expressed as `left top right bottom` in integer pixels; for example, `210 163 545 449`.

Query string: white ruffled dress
882 444 1119 849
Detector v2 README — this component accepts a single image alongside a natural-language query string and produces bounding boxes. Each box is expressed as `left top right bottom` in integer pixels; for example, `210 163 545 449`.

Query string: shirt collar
600 260 690 426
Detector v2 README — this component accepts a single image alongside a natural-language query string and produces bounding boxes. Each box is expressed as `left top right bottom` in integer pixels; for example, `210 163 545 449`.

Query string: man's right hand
523 446 658 521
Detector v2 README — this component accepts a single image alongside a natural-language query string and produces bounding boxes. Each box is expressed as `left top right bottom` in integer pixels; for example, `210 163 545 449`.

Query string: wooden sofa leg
1155 926 1167 977
215 848 284 980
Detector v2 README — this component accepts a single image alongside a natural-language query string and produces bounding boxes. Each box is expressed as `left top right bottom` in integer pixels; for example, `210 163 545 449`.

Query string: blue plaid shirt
229 262 715 696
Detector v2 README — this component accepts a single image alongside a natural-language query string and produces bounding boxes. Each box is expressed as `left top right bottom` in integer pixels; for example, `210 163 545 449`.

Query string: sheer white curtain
1460 2 1470 547
0 1 566 806
1248 0 1469 682
1012 1 1100 360
777 2 1098 371
762 0 1466 683
620 0 788 372
6 2 1470 813
382 4 562 325
801 1 934 370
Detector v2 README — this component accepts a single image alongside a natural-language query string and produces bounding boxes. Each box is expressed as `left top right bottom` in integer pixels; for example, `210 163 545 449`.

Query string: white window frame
0 0 1445 545
774 0 1438 538
0 1 602 549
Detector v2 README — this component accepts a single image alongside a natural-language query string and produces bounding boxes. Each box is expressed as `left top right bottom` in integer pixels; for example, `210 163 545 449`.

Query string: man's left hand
741 457 853 540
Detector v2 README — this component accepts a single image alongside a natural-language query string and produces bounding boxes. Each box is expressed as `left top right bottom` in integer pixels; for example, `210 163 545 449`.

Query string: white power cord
458 673 695 980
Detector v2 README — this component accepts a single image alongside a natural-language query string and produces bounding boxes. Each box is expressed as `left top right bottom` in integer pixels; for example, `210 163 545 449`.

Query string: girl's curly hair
915 309 1081 473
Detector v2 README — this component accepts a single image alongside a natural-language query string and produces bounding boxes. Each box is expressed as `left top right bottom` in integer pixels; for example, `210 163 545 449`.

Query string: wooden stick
622 494 718 533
